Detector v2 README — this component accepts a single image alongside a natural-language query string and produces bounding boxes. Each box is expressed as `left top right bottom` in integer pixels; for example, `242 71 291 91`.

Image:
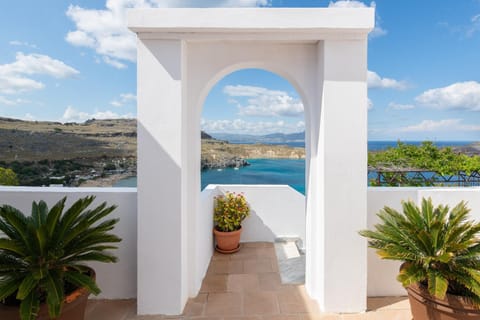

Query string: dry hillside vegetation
0 117 136 162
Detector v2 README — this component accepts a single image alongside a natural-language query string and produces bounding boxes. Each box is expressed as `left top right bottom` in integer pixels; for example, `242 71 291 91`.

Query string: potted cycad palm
213 192 250 254
360 197 480 320
0 195 121 320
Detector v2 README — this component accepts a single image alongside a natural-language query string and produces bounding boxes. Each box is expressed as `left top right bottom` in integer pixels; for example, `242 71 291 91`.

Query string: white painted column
306 39 368 313
136 38 188 315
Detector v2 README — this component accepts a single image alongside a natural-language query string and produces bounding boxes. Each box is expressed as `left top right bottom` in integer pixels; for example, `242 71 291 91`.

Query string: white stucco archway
128 8 374 316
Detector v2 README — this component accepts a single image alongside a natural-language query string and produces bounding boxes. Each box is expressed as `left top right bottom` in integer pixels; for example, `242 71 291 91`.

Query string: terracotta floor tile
366 309 412 320
86 299 136 320
212 251 232 261
210 259 244 274
243 291 279 315
243 242 273 248
256 247 278 259
258 272 282 291
302 315 341 320
341 313 367 320
205 292 243 316
128 316 166 320
199 274 228 293
231 246 260 261
182 293 207 317
263 315 304 320
227 274 260 292
366 297 410 311
244 258 276 273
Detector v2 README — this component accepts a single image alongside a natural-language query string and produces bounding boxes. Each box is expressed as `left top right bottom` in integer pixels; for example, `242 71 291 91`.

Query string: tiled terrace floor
86 242 412 320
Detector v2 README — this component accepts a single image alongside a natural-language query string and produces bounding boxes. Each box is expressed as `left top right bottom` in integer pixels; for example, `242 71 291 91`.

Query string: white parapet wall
2 186 480 304
0 187 137 300
209 185 306 245
367 187 480 297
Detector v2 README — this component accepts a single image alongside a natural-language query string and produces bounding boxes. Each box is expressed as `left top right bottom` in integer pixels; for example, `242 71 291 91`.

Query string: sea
114 141 476 194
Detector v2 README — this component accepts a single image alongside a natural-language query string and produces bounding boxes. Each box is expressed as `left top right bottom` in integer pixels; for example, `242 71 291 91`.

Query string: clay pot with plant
360 197 480 320
0 195 121 320
213 192 250 254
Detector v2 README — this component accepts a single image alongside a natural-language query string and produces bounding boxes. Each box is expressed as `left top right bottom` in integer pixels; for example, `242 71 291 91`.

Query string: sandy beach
79 173 134 187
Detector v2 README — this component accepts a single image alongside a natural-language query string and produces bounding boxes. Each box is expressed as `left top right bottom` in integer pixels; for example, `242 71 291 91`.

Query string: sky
0 1 480 141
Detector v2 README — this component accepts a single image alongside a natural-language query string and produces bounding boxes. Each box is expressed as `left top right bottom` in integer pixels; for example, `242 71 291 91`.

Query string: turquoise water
201 159 305 194
114 158 306 194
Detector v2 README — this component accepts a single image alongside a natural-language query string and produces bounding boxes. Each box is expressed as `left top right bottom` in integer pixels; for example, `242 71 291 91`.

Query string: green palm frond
0 196 121 320
360 197 480 305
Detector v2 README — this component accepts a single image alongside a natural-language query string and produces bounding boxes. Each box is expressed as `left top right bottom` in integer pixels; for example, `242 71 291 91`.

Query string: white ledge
128 8 375 39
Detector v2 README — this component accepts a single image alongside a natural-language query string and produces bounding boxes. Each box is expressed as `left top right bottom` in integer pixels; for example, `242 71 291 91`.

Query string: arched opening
198 68 308 286
200 68 306 193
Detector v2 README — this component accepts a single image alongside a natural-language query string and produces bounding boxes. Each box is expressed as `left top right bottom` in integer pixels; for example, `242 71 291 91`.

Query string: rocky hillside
0 117 136 162
201 139 305 170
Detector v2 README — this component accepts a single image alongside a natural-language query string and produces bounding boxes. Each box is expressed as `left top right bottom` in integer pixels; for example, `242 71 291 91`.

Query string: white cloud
467 13 480 37
328 1 386 38
415 81 480 111
223 85 303 117
0 52 79 95
0 96 30 106
1 52 79 79
367 70 406 90
9 40 37 48
0 76 44 95
388 102 415 110
201 118 304 135
152 0 270 6
110 92 136 107
60 106 135 123
398 119 480 133
328 0 369 8
65 0 269 68
370 24 387 39
65 30 96 48
103 56 127 69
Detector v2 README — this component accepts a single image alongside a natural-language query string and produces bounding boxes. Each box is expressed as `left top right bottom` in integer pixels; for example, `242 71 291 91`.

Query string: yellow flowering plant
214 192 250 232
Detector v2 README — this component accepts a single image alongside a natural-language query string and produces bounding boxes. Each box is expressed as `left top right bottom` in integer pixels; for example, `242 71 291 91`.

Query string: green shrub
0 196 121 319
214 192 250 232
360 198 480 304
0 167 19 186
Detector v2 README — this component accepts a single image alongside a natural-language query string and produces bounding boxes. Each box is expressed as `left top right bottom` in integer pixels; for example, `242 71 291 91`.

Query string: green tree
0 167 19 186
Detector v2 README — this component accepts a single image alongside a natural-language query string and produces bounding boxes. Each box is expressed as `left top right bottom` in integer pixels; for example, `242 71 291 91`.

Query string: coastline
79 173 135 188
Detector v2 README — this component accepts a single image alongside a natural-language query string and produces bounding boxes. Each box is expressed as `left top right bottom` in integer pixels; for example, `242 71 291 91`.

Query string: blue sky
1 1 480 141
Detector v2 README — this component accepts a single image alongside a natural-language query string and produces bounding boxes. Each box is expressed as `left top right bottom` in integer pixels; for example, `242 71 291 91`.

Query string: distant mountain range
208 131 305 146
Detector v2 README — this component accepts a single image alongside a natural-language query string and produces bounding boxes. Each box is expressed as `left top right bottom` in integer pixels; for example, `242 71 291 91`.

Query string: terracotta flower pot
213 227 242 254
0 269 94 320
406 283 480 320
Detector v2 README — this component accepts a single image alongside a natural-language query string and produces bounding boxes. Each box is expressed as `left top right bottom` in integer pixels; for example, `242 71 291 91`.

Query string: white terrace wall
2 186 480 306
0 187 137 300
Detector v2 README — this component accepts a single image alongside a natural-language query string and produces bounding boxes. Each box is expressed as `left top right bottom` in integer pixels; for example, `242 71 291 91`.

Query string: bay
114 141 477 193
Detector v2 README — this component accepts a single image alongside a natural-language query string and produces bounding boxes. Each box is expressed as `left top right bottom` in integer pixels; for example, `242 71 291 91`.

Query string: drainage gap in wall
274 237 305 284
